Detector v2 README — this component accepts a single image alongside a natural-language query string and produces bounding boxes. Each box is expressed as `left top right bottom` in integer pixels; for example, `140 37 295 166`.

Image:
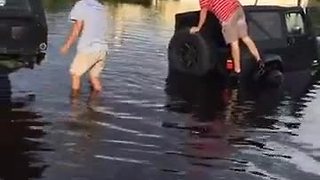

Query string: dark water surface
1 1 320 179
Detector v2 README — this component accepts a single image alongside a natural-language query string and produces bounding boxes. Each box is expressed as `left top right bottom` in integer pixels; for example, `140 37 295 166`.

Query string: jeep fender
263 54 283 72
253 54 284 87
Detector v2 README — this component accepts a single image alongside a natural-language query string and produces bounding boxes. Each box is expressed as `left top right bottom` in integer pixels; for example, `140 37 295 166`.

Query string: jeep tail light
226 59 234 70
11 26 27 40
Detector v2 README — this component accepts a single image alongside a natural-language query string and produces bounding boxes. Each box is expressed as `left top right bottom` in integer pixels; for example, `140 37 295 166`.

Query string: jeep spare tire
168 28 212 76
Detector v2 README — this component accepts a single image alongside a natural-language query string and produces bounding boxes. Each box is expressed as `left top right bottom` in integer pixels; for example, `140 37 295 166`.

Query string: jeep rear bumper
0 48 41 56
317 37 320 58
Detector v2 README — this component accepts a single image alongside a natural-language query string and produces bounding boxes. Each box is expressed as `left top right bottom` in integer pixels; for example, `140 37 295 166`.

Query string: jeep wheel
36 53 46 65
168 28 212 76
265 69 284 87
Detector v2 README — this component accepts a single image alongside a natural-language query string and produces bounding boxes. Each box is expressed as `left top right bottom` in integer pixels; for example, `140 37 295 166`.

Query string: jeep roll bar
253 0 305 7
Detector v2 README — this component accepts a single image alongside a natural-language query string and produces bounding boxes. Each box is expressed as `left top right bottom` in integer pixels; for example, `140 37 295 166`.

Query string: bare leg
230 40 241 73
241 36 261 61
71 74 81 91
69 74 81 98
90 76 102 92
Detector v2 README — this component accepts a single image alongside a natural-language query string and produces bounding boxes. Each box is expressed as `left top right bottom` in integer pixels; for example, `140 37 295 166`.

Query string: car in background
168 5 320 86
0 0 47 71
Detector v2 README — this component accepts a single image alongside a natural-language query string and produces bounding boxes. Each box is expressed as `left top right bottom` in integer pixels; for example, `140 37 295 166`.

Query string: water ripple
95 155 151 165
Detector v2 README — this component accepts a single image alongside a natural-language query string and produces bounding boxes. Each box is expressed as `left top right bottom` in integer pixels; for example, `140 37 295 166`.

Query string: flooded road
1 0 320 179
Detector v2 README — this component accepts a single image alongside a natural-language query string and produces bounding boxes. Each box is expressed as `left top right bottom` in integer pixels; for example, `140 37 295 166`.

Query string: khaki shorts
70 51 107 77
221 8 248 44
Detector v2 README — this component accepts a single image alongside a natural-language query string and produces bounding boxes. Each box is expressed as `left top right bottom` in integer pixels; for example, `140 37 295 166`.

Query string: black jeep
168 5 320 85
0 0 47 70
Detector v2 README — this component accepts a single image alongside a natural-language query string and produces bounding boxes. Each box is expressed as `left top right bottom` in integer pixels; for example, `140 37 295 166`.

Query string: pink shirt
200 0 240 22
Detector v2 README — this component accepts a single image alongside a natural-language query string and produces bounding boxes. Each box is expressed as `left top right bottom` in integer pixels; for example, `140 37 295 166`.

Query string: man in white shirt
60 0 108 94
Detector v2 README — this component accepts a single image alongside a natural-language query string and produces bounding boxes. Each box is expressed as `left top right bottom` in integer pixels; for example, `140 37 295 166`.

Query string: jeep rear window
246 12 283 41
0 0 30 11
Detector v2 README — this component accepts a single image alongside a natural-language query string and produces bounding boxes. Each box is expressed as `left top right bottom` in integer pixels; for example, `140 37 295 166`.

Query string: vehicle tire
36 53 46 65
168 28 213 76
265 69 283 87
0 74 11 108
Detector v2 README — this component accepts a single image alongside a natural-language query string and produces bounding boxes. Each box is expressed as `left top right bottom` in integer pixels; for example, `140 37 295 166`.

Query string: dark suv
0 0 47 69
168 6 320 84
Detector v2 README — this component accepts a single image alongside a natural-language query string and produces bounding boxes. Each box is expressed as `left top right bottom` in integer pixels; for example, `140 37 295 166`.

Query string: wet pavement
0 1 320 180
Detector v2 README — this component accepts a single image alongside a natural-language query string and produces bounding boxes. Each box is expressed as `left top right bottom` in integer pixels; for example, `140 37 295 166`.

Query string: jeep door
283 8 318 71
244 8 287 61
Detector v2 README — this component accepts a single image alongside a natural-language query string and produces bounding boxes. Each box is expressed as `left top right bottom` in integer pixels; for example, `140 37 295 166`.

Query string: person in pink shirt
190 0 264 75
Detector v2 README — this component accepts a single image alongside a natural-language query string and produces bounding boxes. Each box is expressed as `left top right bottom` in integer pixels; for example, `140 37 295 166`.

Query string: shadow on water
0 70 52 180
163 69 320 179
165 73 226 118
164 73 283 146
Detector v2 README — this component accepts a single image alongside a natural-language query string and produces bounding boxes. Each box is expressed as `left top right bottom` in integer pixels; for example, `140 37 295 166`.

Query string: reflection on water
0 73 51 180
1 0 320 179
43 0 154 11
164 69 320 180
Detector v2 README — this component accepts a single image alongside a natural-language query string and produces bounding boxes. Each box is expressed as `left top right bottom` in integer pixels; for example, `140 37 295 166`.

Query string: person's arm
190 8 208 34
60 20 84 54
197 8 208 30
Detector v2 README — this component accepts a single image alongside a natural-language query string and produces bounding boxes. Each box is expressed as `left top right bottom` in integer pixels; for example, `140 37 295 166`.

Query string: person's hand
60 45 69 55
190 26 200 34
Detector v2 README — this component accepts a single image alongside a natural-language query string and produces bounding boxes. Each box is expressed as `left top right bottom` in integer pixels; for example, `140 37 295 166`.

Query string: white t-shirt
69 0 108 53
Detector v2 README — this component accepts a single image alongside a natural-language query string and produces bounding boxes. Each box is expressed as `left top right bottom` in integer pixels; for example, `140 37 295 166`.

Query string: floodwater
1 0 320 179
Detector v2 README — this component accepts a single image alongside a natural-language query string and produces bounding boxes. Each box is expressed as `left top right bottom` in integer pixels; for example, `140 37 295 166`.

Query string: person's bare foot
90 85 102 92
94 88 102 93
88 89 101 102
256 60 265 75
89 77 102 92
70 89 80 98
257 59 265 69
234 68 241 74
